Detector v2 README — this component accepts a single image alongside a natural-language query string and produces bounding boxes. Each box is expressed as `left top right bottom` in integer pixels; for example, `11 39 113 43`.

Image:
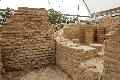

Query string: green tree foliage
61 16 68 23
48 9 63 24
81 19 96 24
69 17 78 23
0 7 14 24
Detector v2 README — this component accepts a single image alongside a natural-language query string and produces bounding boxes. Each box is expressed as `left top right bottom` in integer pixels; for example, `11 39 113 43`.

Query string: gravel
4 66 71 80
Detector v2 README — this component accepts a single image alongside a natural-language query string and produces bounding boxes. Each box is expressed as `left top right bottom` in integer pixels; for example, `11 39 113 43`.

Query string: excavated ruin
0 7 120 80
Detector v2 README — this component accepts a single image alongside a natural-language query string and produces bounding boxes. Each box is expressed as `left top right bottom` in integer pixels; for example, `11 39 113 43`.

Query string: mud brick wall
99 16 120 30
63 23 96 44
55 26 103 80
96 16 120 44
63 24 81 40
103 25 120 80
0 7 55 71
64 23 85 43
83 24 96 43
0 46 3 80
96 26 105 44
0 27 3 79
56 44 100 80
51 24 63 31
89 44 104 52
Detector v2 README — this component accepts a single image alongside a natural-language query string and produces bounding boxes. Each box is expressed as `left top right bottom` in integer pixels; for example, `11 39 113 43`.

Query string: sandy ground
81 57 104 75
4 66 71 80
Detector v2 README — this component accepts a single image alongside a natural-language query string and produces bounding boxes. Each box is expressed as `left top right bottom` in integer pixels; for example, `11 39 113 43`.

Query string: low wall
96 26 105 44
0 47 3 79
83 24 96 43
103 25 120 80
55 26 104 80
0 7 55 71
96 16 120 44
64 24 96 44
51 24 63 31
64 24 85 43
0 27 3 79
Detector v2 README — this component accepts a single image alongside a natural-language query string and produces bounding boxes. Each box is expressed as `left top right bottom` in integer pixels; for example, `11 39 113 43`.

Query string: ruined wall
0 7 55 71
103 24 120 80
83 24 96 43
63 24 83 42
96 26 105 44
99 16 120 30
0 26 3 79
96 16 120 43
64 23 96 44
51 24 63 31
0 46 3 80
55 26 104 80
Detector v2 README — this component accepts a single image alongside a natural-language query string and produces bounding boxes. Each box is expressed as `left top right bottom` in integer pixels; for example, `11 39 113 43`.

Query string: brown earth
4 66 72 80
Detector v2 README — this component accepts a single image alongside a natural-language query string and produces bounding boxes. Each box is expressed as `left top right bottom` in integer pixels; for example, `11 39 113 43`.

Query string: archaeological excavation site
0 0 120 80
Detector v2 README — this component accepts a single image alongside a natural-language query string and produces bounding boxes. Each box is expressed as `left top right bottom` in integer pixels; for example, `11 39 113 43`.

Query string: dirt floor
4 66 71 80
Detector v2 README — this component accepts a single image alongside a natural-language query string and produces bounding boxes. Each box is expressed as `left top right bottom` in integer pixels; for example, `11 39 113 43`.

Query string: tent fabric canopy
84 0 120 13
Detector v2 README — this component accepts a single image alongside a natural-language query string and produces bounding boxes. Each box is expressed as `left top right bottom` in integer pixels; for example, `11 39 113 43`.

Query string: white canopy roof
0 0 120 15
84 0 120 13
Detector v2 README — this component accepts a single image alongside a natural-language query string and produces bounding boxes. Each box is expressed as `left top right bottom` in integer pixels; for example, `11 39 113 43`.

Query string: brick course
104 24 120 80
55 25 103 80
0 7 55 71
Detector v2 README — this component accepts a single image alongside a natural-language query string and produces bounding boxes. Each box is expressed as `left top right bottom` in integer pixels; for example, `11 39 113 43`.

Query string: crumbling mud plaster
0 7 55 71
